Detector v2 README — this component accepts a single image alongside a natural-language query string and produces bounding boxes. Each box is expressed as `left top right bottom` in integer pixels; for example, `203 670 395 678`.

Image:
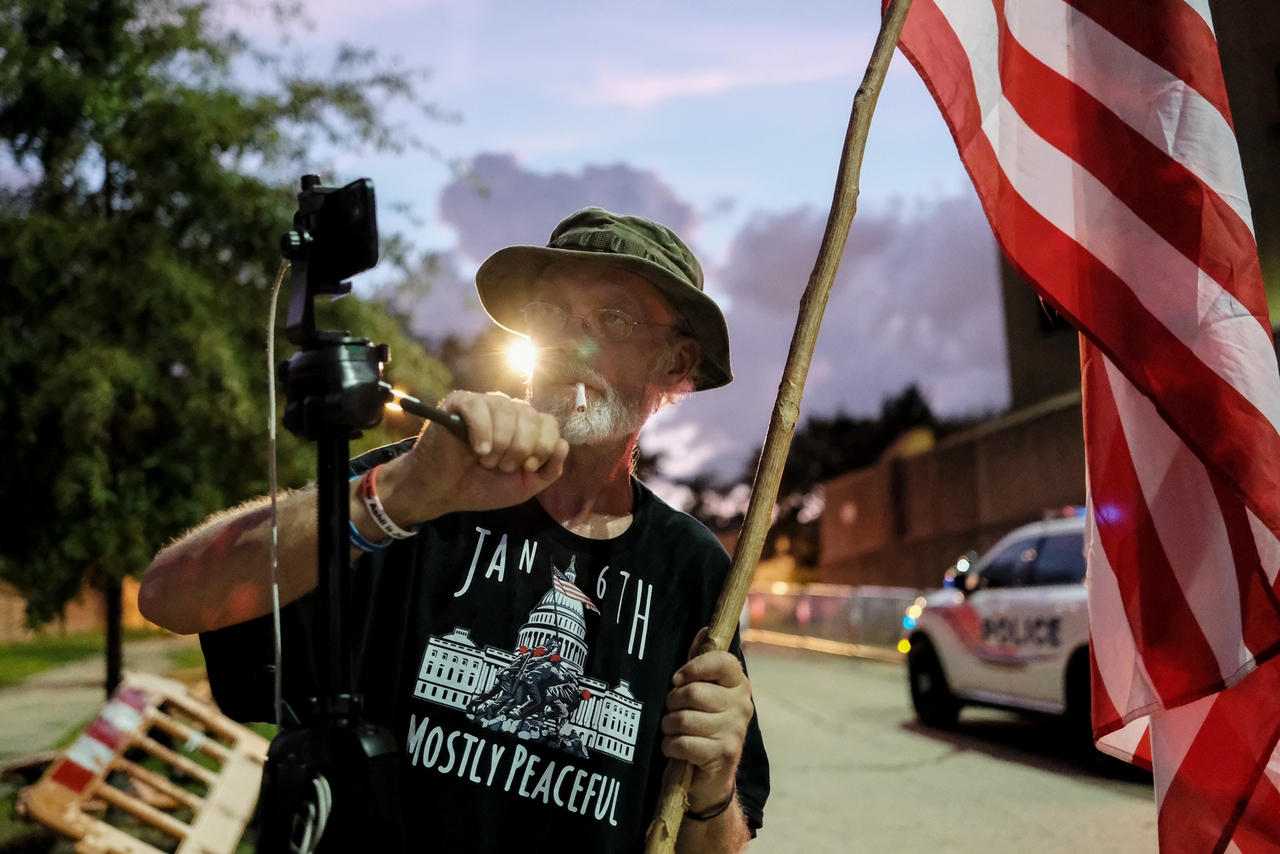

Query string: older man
139 208 768 853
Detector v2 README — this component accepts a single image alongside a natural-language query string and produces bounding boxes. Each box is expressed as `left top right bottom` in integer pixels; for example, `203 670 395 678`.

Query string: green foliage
0 0 450 625
673 386 991 567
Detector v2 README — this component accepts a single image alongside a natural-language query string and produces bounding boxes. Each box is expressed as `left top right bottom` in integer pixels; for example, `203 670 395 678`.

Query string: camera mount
256 175 404 853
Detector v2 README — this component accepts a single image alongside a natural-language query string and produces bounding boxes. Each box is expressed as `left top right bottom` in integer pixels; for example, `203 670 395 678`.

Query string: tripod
254 175 404 853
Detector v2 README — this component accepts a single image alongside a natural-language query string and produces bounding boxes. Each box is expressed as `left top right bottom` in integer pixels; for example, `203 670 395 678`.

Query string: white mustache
538 360 609 393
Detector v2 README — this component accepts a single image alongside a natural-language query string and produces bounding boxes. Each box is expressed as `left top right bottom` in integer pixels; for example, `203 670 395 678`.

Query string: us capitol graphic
413 559 643 763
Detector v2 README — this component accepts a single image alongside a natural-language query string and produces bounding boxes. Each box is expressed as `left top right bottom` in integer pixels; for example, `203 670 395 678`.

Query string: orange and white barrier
26 671 268 854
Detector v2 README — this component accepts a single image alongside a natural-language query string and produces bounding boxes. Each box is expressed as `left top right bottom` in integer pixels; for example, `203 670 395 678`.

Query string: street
0 638 1158 853
742 643 1156 854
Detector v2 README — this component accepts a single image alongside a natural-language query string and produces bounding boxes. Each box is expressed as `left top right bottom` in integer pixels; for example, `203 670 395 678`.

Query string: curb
742 629 904 664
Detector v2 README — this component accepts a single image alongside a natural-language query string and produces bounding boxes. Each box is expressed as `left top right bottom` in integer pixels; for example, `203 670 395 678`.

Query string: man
139 207 769 853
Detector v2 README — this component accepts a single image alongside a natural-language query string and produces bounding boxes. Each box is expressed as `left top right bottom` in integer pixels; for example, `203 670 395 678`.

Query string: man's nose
542 317 599 360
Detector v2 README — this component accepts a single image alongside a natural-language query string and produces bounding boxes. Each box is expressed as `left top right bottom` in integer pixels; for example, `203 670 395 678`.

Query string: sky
229 0 1010 480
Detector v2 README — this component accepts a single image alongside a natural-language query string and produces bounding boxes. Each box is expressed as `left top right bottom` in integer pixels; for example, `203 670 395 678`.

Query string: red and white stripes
48 686 147 794
553 574 601 614
894 0 1280 850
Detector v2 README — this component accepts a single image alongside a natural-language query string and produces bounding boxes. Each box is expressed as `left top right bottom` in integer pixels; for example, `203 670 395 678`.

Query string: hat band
550 228 649 258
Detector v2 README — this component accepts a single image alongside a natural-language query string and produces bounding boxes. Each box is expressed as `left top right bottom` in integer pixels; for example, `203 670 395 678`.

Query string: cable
290 774 333 854
267 261 290 730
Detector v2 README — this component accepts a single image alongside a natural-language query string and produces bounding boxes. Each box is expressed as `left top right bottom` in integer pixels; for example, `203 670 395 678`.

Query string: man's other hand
375 391 570 526
660 627 754 814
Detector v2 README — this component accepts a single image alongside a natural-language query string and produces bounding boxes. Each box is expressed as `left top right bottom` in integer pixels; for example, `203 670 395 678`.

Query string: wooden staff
642 0 914 850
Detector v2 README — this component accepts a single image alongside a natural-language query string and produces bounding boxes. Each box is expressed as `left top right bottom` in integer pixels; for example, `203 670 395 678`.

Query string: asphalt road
741 643 1157 854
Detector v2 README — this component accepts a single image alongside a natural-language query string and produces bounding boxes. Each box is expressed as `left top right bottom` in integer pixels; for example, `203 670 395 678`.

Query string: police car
901 513 1090 733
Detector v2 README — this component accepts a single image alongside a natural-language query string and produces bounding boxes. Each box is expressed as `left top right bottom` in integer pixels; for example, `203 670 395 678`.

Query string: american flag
553 573 601 614
892 0 1280 849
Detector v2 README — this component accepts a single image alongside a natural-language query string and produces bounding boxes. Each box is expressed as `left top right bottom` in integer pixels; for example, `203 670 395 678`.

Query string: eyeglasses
520 302 675 342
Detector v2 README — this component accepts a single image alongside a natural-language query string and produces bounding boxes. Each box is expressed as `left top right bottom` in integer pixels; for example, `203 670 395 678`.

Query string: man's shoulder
635 479 730 560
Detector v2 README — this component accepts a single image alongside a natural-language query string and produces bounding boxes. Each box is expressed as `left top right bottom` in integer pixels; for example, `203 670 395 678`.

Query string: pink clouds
415 153 1007 478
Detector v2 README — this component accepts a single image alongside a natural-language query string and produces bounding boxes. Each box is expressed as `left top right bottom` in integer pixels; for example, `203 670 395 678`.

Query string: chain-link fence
742 584 923 651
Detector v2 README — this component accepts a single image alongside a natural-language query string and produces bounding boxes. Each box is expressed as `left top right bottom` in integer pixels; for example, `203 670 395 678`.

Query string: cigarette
575 383 587 413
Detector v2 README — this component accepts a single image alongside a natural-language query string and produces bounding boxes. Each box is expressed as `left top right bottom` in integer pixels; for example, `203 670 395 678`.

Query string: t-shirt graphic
413 556 644 763
199 441 770 851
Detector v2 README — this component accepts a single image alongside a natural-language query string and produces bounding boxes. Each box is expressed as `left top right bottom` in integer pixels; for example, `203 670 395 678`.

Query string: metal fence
742 583 923 650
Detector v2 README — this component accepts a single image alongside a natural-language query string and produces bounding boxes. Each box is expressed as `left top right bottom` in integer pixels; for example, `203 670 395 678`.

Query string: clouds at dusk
409 153 1007 479
653 199 1008 478
398 153 702 342
439 153 698 263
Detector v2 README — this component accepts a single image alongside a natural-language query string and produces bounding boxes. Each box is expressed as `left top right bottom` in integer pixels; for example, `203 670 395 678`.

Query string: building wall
1000 257 1081 411
0 577 156 642
1210 0 1280 313
816 392 1085 589
1000 9 1280 410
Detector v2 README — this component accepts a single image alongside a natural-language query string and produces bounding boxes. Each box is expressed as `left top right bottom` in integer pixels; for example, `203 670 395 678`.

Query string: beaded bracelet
685 785 736 822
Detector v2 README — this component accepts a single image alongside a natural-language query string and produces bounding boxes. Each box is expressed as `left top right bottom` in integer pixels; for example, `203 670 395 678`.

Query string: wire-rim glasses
521 302 675 342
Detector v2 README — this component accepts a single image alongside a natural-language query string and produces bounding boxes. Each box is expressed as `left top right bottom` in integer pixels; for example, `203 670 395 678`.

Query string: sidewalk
0 635 200 763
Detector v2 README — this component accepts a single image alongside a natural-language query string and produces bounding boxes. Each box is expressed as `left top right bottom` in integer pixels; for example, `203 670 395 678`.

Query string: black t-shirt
200 442 769 853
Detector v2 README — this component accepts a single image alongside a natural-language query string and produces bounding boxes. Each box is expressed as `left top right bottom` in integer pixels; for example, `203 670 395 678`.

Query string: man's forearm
138 486 322 635
674 801 752 854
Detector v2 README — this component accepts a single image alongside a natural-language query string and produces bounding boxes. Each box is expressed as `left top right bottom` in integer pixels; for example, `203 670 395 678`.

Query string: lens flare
507 339 538 376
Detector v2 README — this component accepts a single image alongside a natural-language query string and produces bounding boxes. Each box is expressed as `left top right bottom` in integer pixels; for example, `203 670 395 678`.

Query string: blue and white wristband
349 520 389 553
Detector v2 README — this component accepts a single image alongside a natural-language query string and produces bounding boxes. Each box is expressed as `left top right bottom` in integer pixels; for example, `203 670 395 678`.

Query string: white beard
531 364 653 446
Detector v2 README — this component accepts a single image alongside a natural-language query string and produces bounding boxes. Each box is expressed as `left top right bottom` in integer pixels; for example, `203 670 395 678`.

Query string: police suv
902 514 1090 732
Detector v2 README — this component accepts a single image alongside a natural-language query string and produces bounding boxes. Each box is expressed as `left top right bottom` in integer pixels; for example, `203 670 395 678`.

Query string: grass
0 779 67 853
167 643 205 672
0 629 169 690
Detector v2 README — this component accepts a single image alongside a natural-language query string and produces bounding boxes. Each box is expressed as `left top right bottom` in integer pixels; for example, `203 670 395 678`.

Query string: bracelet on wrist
358 465 423 541
685 784 736 822
348 520 389 553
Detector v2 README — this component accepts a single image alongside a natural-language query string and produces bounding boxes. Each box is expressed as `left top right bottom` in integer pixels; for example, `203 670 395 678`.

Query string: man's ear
655 337 700 389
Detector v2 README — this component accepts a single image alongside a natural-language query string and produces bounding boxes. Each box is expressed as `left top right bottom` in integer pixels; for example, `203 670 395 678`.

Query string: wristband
359 465 422 540
348 520 389 553
685 784 736 821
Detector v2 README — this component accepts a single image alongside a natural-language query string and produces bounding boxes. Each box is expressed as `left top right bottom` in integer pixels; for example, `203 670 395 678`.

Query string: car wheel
1064 648 1102 760
908 636 960 729
1065 649 1091 737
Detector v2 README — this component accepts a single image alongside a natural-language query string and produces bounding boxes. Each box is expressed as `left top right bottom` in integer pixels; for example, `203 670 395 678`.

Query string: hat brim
475 245 733 391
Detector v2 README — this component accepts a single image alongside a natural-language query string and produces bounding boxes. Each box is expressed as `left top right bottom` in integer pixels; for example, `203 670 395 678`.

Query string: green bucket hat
475 207 733 391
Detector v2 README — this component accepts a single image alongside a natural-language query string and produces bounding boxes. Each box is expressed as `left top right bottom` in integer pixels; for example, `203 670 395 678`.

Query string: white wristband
359 465 421 540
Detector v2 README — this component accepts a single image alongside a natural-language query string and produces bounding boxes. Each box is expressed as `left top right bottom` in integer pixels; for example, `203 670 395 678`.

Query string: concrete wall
816 391 1085 589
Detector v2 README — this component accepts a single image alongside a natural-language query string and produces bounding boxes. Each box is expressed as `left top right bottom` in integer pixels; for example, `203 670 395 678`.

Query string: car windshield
968 537 1038 589
1034 531 1086 585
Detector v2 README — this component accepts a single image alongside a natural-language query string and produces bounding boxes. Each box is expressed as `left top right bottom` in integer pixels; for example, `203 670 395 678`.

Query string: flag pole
642 0 914 850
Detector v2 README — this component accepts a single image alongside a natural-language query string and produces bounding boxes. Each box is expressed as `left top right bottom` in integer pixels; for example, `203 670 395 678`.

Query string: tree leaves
0 0 451 624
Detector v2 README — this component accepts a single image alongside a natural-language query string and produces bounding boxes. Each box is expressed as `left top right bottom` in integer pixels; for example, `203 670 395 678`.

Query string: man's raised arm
138 392 567 635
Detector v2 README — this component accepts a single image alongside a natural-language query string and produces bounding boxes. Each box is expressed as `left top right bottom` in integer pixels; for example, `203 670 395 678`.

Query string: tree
770 385 942 500
673 386 990 569
0 0 449 693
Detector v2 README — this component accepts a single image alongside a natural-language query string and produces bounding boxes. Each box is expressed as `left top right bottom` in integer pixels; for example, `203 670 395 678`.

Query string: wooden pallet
25 671 269 854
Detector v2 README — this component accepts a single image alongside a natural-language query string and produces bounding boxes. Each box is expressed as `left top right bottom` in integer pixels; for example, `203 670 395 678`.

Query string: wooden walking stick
642 0 914 850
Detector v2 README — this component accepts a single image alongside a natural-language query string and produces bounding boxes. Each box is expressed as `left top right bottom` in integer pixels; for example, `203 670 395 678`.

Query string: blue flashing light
902 616 917 630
